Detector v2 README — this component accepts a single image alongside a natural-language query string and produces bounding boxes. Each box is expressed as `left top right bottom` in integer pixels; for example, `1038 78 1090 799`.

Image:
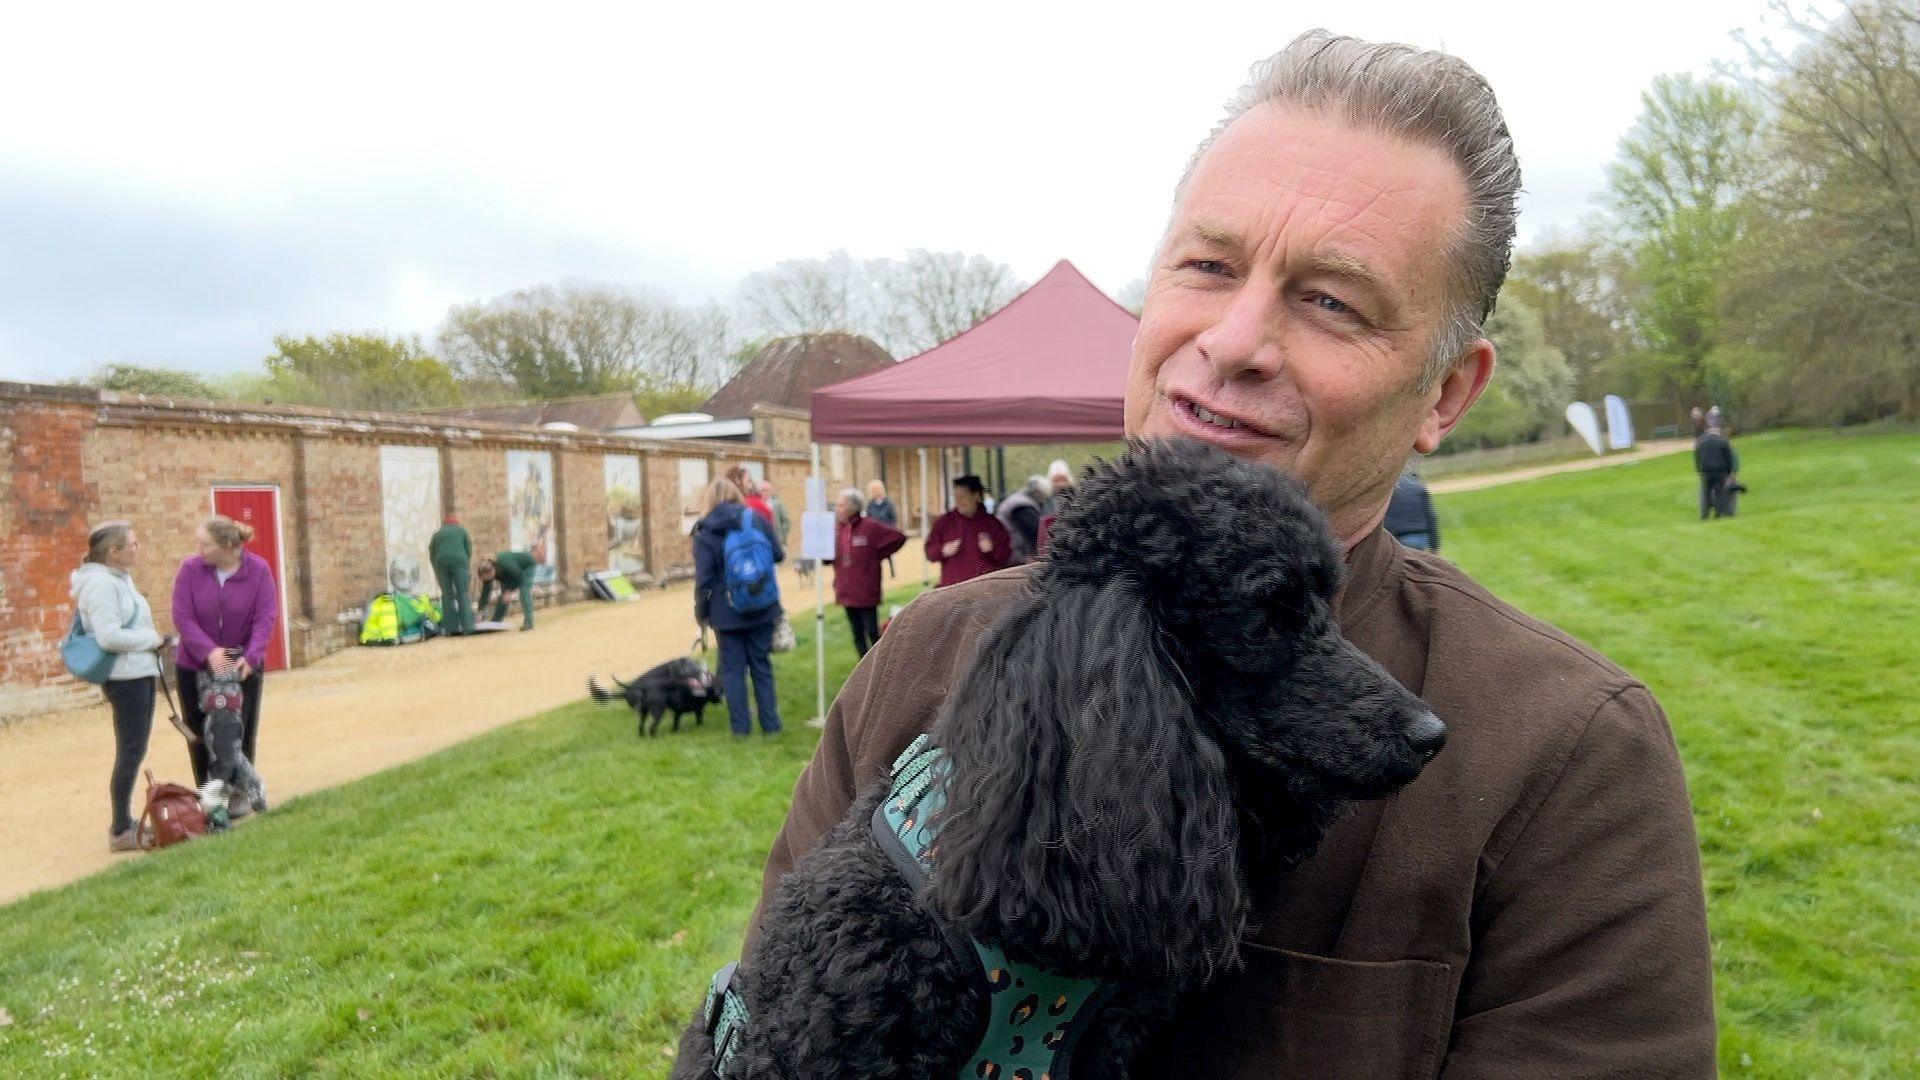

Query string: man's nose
1195 284 1286 381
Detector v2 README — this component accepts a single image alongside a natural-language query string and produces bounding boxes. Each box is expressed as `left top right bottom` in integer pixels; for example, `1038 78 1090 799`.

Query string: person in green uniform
476 550 538 630
428 515 475 636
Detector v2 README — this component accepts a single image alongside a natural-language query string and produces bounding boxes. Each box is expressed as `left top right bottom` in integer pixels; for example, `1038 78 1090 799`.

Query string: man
1695 417 1738 519
828 489 907 657
739 31 1714 1076
475 550 538 631
865 480 899 578
427 514 475 635
992 475 1048 565
922 475 1011 587
1384 468 1441 552
864 480 899 527
761 480 791 544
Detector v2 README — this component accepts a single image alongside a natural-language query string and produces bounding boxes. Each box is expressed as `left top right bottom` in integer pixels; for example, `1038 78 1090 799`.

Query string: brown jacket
747 528 1716 1078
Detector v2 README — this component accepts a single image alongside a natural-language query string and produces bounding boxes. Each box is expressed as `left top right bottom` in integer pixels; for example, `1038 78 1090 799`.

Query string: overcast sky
0 0 1782 382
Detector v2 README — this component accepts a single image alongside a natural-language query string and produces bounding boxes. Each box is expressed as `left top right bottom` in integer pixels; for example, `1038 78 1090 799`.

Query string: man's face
836 495 858 522
953 485 980 515
867 481 885 502
1125 105 1493 542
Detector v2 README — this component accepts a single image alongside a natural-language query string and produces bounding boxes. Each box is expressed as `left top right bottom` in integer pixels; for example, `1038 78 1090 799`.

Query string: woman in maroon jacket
172 515 279 817
831 490 907 658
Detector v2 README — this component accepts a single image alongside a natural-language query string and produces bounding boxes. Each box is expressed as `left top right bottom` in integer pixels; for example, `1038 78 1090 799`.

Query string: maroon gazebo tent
809 259 1137 445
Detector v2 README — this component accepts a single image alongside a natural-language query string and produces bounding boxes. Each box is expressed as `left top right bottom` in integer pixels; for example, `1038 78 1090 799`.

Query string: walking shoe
108 825 145 852
227 790 254 821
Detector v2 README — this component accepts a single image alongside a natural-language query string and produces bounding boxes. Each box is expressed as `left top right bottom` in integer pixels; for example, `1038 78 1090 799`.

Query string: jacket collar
1335 526 1398 628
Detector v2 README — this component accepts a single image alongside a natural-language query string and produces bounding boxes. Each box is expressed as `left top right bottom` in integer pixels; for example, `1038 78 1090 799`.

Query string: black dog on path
672 438 1448 1078
589 657 718 737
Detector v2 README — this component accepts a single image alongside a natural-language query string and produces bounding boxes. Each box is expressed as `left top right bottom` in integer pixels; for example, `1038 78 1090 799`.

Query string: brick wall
297 438 384 660
0 395 102 715
0 384 805 719
557 449 604 596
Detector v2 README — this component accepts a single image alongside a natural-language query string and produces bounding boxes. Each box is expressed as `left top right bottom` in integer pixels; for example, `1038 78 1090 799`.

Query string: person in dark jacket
864 480 899 527
173 515 280 814
477 550 539 629
428 515 475 636
924 475 1011 587
1384 469 1441 552
1694 420 1738 519
866 480 900 578
829 489 908 657
993 475 1048 565
694 477 786 736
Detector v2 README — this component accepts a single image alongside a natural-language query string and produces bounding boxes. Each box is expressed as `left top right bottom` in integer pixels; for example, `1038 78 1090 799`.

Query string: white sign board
800 510 837 560
805 476 829 514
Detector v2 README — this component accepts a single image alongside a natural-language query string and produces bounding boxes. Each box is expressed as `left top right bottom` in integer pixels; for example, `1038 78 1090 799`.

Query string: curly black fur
673 438 1445 1078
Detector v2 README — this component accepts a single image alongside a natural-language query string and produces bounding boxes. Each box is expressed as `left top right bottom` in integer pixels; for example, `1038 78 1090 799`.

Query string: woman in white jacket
71 521 172 851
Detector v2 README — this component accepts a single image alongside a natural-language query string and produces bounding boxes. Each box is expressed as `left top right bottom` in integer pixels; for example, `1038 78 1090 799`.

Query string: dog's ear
928 578 1246 986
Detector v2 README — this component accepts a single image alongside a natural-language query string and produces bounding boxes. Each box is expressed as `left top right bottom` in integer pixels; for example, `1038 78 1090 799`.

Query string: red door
211 486 290 672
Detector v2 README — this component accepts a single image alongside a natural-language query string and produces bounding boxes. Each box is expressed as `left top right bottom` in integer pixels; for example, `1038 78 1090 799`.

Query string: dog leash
155 642 197 745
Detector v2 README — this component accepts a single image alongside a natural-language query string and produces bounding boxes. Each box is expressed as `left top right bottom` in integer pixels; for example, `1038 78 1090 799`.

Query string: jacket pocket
1143 944 1454 1078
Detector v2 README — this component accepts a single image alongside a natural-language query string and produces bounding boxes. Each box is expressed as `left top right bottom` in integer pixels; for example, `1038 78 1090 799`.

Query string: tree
1447 294 1574 451
736 252 862 341
439 284 736 401
1602 74 1761 413
1721 0 1920 420
1505 235 1637 400
75 363 218 399
866 251 1022 355
735 249 1023 356
253 333 463 411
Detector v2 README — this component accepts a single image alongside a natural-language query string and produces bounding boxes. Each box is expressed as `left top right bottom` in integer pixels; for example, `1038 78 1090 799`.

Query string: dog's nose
1403 711 1448 762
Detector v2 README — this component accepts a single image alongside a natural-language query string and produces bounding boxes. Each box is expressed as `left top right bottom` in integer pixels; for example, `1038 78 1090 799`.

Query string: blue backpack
723 507 779 615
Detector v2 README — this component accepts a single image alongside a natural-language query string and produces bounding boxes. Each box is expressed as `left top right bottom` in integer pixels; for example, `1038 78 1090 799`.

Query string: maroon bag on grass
139 769 208 849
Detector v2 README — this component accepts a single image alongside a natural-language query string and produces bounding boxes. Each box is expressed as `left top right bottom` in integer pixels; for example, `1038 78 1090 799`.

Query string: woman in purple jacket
172 515 279 819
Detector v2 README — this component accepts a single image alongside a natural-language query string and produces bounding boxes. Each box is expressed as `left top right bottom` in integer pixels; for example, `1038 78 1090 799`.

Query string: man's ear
1415 337 1496 454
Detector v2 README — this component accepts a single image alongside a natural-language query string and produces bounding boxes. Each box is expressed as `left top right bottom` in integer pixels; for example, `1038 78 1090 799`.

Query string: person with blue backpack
693 476 786 737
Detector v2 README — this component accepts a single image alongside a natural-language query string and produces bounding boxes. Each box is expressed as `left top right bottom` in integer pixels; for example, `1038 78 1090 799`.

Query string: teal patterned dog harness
872 735 1115 1078
703 735 1116 1078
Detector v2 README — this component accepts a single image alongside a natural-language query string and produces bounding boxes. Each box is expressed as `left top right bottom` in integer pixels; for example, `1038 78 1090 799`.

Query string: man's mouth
1190 401 1244 430
1167 393 1275 440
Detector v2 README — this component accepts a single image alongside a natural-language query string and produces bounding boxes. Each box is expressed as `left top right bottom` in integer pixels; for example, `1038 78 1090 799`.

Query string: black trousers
178 664 263 787
104 677 155 835
1700 473 1735 519
845 606 881 657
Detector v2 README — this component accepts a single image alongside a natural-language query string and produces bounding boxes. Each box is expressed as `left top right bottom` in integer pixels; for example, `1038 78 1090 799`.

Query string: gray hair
85 520 134 564
1176 30 1521 389
1024 475 1050 499
838 488 865 516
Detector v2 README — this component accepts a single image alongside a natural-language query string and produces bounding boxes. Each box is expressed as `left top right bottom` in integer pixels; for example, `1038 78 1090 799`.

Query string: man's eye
1182 259 1230 275
1307 292 1356 316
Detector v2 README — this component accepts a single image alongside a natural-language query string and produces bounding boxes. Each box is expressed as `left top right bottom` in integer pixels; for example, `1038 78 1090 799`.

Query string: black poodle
674 438 1446 1078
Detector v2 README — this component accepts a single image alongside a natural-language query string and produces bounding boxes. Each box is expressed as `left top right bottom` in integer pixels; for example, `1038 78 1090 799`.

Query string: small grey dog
197 651 267 828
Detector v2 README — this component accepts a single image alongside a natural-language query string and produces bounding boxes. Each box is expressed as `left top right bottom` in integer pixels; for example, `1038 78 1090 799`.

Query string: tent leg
811 443 827 728
918 448 930 585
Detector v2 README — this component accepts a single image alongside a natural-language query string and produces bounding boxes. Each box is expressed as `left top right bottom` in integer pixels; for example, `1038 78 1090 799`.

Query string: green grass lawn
1442 425 1919 1079
2 427 1915 1078
0 584 923 1079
